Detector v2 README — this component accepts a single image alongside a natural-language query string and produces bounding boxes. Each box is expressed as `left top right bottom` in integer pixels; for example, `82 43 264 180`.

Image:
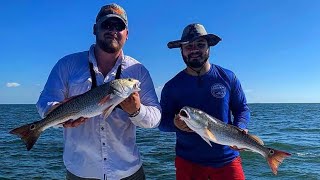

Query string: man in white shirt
36 3 161 180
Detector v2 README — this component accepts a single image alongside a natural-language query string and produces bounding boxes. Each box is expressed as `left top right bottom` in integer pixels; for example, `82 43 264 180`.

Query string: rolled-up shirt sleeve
129 66 161 128
36 58 68 118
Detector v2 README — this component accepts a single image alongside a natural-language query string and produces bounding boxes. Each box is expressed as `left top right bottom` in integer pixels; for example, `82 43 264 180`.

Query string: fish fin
249 134 264 145
98 94 111 106
234 148 250 151
232 146 251 151
44 96 78 117
44 103 62 117
266 148 291 175
9 121 43 151
241 148 252 151
204 128 218 143
201 136 212 147
102 105 114 119
233 126 264 145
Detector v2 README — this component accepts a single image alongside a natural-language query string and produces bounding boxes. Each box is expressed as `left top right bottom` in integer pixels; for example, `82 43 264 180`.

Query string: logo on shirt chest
211 83 226 98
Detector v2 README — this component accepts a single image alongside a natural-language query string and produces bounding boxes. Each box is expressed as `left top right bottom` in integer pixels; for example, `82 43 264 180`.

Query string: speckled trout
10 78 140 151
179 106 291 175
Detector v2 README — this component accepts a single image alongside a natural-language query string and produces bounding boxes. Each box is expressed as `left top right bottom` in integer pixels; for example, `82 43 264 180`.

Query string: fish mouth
134 81 141 91
179 109 190 119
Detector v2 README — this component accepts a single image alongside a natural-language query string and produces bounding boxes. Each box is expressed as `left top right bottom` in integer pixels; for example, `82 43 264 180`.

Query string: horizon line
1 102 319 105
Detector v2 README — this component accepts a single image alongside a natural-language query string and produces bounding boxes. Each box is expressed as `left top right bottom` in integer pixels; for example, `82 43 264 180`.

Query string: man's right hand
63 117 89 128
174 114 193 132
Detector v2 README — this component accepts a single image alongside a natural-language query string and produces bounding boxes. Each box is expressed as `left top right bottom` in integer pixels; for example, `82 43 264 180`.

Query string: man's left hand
120 92 141 115
230 129 249 151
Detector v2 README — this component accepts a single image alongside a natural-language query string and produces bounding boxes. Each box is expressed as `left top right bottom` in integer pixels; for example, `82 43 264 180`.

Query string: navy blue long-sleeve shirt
159 64 250 168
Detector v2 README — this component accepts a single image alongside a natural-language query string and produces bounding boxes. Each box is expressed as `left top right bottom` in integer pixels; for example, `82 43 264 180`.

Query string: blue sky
1 0 319 104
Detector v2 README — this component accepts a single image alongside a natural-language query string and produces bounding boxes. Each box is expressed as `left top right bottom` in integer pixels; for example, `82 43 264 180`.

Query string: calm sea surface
1 104 319 180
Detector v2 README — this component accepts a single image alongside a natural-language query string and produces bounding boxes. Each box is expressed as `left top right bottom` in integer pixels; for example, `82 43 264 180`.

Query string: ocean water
1 104 319 180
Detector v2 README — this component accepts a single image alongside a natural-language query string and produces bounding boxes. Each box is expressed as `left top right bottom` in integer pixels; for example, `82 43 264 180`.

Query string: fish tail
9 121 43 151
266 148 291 175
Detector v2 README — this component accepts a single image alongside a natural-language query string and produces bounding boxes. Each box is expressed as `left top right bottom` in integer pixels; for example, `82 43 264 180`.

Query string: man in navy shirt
159 23 250 180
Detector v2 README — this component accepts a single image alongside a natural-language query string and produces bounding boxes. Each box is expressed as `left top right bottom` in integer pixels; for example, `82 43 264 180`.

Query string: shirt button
104 158 107 160
101 127 104 130
103 143 105 145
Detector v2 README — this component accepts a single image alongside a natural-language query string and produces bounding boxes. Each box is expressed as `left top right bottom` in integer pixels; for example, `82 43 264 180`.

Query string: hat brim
167 34 221 49
96 14 127 27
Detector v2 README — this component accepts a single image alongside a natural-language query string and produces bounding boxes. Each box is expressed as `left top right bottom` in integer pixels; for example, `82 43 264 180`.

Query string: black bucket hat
167 23 221 49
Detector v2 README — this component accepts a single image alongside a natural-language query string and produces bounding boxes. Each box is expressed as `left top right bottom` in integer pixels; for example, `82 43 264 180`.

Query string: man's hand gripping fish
10 78 140 151
179 106 291 175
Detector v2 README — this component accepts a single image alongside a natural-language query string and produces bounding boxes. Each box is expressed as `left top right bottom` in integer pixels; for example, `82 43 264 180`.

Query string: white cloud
6 82 21 87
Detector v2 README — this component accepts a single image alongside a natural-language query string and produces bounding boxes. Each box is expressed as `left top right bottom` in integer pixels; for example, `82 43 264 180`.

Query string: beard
96 36 122 53
182 51 209 68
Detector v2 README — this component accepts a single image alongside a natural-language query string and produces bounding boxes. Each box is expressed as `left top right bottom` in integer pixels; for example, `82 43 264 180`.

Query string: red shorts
175 156 245 180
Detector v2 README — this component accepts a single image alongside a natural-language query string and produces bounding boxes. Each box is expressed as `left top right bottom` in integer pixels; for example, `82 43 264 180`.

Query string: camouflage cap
167 23 221 49
96 3 128 27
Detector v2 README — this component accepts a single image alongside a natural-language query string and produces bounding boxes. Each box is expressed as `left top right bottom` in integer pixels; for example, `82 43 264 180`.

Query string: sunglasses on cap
99 20 126 32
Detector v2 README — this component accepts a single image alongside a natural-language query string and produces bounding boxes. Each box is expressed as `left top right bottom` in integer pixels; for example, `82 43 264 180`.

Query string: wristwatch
129 108 140 117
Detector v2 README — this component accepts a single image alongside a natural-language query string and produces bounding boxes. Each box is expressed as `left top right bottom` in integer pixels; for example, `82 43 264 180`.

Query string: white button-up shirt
36 45 161 180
